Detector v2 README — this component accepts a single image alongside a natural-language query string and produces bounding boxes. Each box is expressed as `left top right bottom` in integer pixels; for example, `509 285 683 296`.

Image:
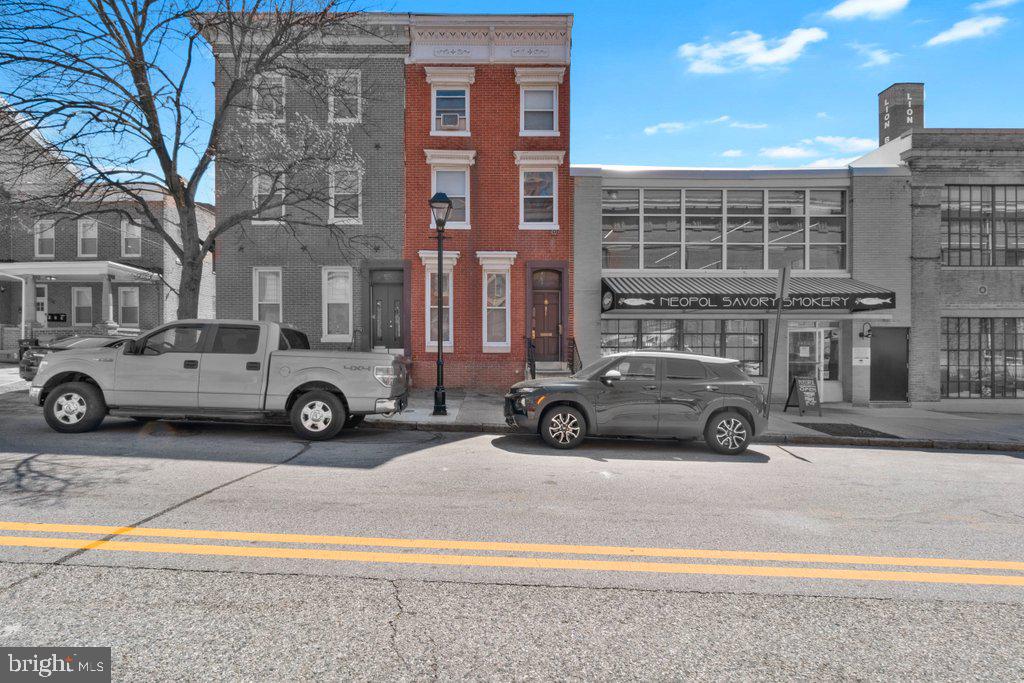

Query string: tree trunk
176 250 204 320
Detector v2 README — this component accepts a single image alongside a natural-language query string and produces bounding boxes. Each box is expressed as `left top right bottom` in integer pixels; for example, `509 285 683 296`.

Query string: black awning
601 276 895 313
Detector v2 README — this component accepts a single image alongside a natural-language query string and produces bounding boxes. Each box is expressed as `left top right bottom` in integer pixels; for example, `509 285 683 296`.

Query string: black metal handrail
568 337 582 375
525 337 537 380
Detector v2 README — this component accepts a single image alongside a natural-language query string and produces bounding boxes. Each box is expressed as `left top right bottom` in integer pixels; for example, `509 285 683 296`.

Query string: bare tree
0 0 379 318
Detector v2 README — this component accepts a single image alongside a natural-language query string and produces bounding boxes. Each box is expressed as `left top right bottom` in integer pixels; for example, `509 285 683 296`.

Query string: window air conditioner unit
439 113 461 130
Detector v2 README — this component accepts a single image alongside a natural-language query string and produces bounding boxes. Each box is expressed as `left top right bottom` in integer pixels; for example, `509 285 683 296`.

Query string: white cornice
476 251 518 269
408 16 573 65
515 67 565 85
424 66 476 85
425 149 477 166
514 150 565 167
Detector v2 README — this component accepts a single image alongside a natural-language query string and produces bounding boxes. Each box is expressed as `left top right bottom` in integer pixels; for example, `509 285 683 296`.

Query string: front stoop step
532 361 571 378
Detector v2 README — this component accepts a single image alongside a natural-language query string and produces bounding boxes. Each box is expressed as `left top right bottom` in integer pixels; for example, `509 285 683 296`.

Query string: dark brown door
870 327 909 401
531 269 562 362
370 270 404 350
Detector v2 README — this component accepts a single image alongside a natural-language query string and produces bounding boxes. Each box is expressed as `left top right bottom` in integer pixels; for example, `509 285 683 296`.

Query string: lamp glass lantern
429 192 453 229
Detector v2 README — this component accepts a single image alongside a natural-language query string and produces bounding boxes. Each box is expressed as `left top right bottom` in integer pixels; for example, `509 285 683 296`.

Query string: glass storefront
941 317 1024 398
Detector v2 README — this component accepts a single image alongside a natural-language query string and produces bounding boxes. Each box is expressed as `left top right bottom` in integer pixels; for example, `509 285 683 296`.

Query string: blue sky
393 0 1024 169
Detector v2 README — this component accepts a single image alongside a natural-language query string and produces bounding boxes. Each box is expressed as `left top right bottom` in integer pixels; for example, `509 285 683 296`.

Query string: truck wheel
290 390 345 441
43 382 107 434
344 414 365 429
540 405 586 449
704 411 752 455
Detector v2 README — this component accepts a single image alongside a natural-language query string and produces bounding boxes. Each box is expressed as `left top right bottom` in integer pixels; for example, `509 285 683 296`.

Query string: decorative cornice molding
425 149 477 166
515 67 566 85
476 251 518 269
418 250 461 269
514 150 565 167
408 16 572 65
424 66 476 85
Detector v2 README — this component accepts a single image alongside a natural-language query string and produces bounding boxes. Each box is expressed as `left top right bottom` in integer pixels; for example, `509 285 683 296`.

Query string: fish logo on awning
619 297 655 307
854 297 892 307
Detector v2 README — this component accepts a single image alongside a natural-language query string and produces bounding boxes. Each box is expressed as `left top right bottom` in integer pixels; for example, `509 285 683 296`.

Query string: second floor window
34 220 55 257
328 71 361 123
433 88 467 133
121 220 142 258
330 167 361 224
78 219 98 257
434 169 468 226
253 73 285 123
253 173 286 221
942 185 1024 266
521 170 557 227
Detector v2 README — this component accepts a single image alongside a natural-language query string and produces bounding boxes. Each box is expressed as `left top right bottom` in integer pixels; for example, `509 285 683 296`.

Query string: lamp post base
432 386 447 416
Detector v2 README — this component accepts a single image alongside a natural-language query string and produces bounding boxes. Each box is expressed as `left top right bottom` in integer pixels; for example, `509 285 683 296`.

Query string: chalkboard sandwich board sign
784 377 822 416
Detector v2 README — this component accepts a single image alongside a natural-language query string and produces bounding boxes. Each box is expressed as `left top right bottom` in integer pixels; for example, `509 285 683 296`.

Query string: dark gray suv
505 351 767 454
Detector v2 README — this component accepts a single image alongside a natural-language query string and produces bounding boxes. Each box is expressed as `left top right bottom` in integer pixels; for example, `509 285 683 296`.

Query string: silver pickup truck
28 319 408 440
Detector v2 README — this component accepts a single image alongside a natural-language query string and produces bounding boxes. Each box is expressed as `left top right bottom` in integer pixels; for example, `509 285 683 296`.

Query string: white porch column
21 275 34 338
101 275 116 331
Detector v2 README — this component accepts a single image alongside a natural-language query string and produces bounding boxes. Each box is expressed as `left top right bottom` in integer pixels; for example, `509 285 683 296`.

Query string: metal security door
870 327 909 401
370 271 404 351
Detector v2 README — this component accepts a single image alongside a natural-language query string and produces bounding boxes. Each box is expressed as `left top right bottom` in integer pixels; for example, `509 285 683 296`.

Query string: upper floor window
33 220 55 258
252 73 285 123
601 188 847 271
521 170 556 228
942 185 1024 266
330 167 361 224
77 219 98 257
328 71 361 124
121 220 142 258
515 67 564 137
425 66 474 136
253 172 285 222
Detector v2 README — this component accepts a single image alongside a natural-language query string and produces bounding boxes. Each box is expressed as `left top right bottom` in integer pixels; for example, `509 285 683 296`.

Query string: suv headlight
516 387 540 394
374 365 396 387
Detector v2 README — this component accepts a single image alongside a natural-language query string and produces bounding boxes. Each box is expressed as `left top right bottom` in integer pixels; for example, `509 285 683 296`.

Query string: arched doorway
530 269 562 362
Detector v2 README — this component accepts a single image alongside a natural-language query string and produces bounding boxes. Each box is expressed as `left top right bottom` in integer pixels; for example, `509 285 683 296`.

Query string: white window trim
329 166 363 225
477 251 517 353
33 219 55 258
120 219 143 258
252 267 283 322
252 72 286 124
426 149 476 231
419 249 460 351
252 173 286 224
327 70 362 124
519 86 559 137
321 265 354 343
71 286 93 327
426 66 475 137
77 218 98 257
518 167 559 231
118 286 140 327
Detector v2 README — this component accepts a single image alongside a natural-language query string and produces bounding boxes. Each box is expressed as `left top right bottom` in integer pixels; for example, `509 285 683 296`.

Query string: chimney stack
878 83 924 146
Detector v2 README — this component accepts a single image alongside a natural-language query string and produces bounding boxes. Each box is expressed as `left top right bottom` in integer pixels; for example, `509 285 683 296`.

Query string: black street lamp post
429 192 453 416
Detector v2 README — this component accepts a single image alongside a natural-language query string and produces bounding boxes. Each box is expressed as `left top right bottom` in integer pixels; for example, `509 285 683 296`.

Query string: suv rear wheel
704 410 752 455
43 381 107 433
290 390 345 441
540 405 586 449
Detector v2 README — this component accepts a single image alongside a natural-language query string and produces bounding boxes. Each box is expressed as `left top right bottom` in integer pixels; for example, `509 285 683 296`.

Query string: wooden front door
370 270 405 350
530 269 562 362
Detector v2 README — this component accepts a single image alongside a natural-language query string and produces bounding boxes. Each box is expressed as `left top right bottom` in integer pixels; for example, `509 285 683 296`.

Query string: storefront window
941 317 1024 398
600 319 765 376
602 187 846 272
941 185 1024 266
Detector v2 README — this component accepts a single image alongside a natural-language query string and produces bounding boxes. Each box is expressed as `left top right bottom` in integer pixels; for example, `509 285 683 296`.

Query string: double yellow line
1 521 1022 587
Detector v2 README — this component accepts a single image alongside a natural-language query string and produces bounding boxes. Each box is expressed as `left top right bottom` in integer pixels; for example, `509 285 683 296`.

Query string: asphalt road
1 390 1023 680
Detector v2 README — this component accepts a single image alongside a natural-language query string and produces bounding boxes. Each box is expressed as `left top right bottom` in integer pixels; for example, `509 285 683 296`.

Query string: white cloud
817 111 830 119
804 156 861 168
707 115 731 124
760 145 818 159
678 27 827 73
850 42 901 66
643 121 691 135
730 121 769 129
814 135 877 152
970 0 1018 10
722 149 744 157
926 15 1008 46
826 0 909 20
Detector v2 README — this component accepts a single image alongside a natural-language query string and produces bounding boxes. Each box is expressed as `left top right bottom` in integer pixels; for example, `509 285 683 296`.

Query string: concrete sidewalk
368 388 1024 452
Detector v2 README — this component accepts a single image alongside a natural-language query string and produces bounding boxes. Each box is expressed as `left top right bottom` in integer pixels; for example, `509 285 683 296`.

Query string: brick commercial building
403 14 574 389
208 16 409 353
572 82 1024 406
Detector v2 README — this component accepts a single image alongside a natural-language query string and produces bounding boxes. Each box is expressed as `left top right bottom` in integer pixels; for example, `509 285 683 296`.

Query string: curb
364 419 1024 452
